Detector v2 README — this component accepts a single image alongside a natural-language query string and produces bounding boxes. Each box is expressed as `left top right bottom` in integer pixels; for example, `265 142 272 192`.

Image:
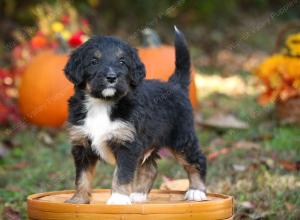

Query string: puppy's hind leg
172 139 207 201
130 153 158 203
65 145 98 204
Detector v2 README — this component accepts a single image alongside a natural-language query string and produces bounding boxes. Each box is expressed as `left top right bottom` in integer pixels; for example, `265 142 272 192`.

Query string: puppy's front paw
130 192 147 203
106 193 132 205
65 194 90 204
184 189 207 201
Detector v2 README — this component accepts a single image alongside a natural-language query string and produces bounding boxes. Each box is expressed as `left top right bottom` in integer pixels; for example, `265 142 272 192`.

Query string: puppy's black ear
64 49 85 86
129 48 145 86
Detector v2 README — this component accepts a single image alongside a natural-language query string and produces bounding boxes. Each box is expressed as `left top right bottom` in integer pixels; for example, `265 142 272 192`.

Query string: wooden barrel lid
27 189 233 220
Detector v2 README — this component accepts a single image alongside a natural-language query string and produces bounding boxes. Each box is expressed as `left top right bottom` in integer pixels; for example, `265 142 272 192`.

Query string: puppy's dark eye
91 58 98 65
119 58 126 65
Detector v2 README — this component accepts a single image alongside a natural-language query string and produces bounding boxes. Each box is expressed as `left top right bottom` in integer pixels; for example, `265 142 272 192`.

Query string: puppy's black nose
106 72 117 83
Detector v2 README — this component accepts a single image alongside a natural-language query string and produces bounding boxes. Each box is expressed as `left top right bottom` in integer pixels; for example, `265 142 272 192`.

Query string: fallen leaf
194 113 204 125
160 179 189 191
207 148 229 160
11 162 28 170
285 202 295 211
233 164 247 172
240 201 255 210
6 185 22 192
279 160 300 171
207 140 261 161
38 131 54 145
199 113 249 129
3 206 20 220
265 158 275 169
161 175 172 182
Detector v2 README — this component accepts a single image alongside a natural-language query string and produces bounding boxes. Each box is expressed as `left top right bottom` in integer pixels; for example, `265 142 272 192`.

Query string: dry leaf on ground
207 148 230 160
3 206 20 220
197 113 249 129
279 160 300 171
160 179 189 191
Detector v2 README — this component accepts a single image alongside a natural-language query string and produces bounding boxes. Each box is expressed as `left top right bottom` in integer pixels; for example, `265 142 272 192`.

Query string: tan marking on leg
173 152 206 191
112 168 132 195
107 167 132 204
77 165 96 196
185 165 206 191
130 155 158 203
132 159 157 193
66 164 96 204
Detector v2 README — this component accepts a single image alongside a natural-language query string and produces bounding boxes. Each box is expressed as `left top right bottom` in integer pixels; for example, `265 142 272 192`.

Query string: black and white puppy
64 27 207 205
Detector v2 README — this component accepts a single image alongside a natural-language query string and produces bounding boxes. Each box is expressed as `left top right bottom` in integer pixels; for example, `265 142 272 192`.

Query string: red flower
0 68 21 125
61 15 70 25
12 45 23 60
81 18 89 27
0 103 10 124
68 31 84 48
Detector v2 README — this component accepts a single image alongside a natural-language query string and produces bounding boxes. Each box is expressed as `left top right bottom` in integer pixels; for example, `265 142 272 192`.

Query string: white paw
130 192 147 203
184 189 207 201
106 193 132 205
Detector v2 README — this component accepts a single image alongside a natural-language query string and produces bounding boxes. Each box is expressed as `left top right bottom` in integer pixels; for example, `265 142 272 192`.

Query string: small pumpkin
138 28 198 108
18 51 73 127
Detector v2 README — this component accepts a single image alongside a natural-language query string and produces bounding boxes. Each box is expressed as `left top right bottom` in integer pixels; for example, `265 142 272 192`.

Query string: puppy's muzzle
106 71 118 84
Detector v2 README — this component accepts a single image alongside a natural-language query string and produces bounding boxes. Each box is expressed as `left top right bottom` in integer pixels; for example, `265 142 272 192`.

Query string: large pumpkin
138 46 197 107
138 28 198 107
18 51 73 127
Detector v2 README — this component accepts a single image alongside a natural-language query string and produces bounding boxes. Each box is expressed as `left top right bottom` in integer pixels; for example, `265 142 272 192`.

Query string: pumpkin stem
141 28 162 47
56 33 70 54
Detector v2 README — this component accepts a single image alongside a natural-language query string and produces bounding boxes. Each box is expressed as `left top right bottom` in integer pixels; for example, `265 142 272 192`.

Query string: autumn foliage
255 32 300 104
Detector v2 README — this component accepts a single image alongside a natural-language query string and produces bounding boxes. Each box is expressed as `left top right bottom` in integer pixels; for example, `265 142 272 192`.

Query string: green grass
267 126 300 151
198 93 300 219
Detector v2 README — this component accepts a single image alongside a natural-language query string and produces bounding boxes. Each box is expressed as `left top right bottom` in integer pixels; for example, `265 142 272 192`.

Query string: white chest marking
71 96 135 165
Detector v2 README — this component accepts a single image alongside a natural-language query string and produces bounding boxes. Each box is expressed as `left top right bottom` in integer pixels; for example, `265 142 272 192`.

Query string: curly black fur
65 27 207 203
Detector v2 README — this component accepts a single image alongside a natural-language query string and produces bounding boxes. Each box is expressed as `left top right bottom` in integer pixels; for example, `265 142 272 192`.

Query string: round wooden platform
27 189 233 220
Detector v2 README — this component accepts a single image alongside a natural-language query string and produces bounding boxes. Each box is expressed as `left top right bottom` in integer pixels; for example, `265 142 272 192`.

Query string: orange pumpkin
138 28 197 108
138 46 197 108
18 51 73 127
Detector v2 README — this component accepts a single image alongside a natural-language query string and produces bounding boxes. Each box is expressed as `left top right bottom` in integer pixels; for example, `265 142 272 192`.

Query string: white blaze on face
102 88 116 97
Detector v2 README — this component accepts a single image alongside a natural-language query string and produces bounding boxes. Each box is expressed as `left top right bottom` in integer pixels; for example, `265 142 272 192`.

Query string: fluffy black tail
168 26 191 92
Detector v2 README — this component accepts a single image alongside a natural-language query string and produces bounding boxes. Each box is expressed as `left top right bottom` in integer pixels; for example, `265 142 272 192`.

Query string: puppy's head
65 36 145 101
